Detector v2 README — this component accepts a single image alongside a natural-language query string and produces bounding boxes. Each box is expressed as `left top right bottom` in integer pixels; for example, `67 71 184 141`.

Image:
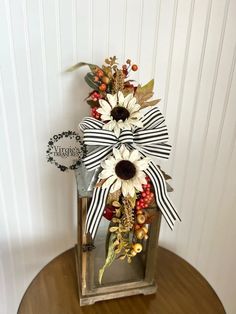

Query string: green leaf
99 233 116 284
84 73 100 90
66 62 101 73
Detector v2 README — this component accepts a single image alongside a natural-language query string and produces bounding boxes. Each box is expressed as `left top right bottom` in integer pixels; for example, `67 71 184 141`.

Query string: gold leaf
141 99 161 109
135 79 160 108
107 189 121 204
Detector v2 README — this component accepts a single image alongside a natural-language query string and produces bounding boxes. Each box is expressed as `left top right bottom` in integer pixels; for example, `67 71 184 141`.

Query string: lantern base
74 245 157 306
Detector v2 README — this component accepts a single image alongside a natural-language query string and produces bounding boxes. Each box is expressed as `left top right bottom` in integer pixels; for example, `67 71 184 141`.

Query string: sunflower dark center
115 160 136 180
111 106 130 121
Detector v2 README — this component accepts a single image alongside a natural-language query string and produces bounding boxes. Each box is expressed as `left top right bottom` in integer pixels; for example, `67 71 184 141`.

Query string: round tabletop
18 247 225 314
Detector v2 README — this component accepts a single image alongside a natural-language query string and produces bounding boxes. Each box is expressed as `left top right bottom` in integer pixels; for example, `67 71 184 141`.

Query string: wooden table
18 247 225 314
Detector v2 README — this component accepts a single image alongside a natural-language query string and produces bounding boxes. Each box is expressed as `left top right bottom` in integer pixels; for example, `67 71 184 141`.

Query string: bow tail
139 143 172 160
144 162 181 229
86 185 111 240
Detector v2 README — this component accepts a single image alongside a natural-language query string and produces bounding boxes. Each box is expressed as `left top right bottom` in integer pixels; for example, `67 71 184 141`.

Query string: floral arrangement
69 57 180 283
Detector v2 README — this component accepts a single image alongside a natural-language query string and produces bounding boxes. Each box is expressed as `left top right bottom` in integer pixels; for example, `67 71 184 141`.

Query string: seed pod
135 228 145 240
109 226 118 232
132 243 142 253
137 214 146 225
112 201 121 208
142 226 148 234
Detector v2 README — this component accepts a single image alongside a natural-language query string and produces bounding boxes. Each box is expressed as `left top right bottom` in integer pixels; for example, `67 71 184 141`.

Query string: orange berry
102 76 110 84
99 83 107 91
97 69 104 77
94 76 99 82
132 64 138 71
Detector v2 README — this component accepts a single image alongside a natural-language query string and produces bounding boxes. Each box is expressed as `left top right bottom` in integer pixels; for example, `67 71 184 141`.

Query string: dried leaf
112 218 121 223
135 79 160 108
104 56 118 66
107 189 121 204
141 99 161 109
66 62 100 73
157 165 172 180
109 226 119 232
119 255 126 260
95 179 107 188
113 240 120 246
99 233 116 284
125 194 137 209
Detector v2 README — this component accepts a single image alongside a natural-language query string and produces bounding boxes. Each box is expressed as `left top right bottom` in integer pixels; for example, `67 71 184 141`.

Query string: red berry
132 64 138 71
91 107 101 120
103 205 114 220
142 192 146 197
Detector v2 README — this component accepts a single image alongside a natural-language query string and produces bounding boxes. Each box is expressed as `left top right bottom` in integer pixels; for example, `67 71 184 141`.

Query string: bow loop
84 129 117 146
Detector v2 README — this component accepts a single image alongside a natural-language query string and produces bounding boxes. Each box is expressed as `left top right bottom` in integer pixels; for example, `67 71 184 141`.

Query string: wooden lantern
74 167 172 305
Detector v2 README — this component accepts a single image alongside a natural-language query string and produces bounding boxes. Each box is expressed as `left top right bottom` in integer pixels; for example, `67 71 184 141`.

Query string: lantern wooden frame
75 195 162 306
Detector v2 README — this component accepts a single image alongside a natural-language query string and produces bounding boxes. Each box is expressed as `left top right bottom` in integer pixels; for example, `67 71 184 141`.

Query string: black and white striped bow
79 107 180 239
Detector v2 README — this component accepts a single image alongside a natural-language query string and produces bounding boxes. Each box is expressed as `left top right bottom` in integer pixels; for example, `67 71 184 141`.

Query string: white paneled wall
0 0 235 313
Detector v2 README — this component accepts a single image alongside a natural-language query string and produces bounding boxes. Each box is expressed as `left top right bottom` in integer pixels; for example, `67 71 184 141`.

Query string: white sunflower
97 91 143 137
99 145 150 197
